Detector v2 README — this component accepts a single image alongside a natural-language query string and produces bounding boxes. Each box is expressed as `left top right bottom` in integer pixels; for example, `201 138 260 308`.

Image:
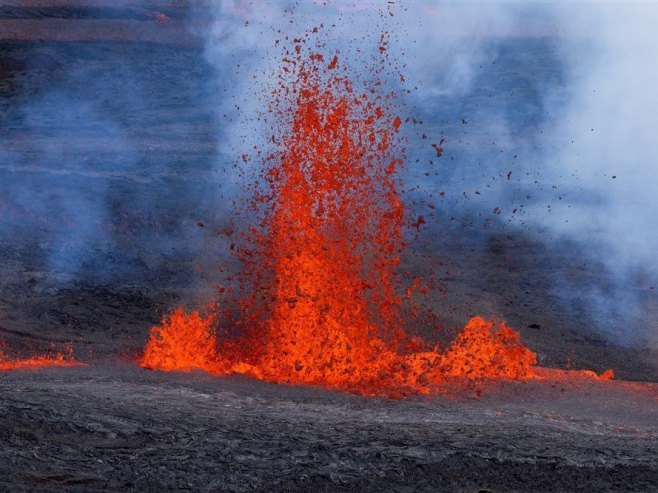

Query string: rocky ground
0 365 656 492
0 3 656 491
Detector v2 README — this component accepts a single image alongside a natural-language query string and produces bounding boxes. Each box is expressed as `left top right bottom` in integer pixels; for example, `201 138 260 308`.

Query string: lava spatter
140 29 538 397
139 308 218 373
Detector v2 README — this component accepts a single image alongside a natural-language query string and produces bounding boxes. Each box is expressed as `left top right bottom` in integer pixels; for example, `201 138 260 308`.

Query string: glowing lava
139 309 217 372
139 32 540 397
0 342 82 371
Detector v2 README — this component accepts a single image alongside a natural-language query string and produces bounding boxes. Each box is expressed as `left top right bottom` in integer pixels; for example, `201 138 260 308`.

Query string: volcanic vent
139 29 537 396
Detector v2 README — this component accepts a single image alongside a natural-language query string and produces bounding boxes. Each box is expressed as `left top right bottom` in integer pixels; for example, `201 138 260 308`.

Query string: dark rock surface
0 366 656 492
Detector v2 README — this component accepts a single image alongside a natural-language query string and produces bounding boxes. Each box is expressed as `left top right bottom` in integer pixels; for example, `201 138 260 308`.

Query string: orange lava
140 29 539 397
0 343 82 371
533 366 615 382
139 309 217 372
141 310 537 396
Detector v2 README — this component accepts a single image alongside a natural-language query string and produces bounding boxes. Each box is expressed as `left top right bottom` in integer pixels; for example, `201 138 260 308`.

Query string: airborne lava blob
140 31 537 396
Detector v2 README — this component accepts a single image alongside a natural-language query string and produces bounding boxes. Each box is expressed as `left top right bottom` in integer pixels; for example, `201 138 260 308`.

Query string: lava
0 342 82 370
139 308 217 373
139 30 539 397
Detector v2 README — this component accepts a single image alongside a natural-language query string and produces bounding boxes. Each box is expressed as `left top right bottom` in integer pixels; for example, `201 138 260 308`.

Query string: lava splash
139 31 538 397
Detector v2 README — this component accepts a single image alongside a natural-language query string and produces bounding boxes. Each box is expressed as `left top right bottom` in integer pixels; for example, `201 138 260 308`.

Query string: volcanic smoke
140 29 538 397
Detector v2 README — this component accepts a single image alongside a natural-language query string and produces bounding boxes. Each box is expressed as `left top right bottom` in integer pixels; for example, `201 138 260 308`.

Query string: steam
0 8 218 288
1 2 655 347
532 4 658 346
202 1 658 347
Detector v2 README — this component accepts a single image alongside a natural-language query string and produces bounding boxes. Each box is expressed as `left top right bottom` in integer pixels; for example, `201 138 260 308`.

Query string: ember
140 30 538 397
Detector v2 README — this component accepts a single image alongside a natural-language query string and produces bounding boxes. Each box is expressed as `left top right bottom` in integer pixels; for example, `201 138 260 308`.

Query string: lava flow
140 32 538 396
0 342 82 371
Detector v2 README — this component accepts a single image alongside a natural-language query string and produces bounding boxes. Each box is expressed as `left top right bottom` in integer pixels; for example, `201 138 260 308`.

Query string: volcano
0 2 656 492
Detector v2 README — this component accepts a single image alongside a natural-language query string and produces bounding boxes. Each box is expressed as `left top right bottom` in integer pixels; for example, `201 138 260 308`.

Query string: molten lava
139 309 217 372
0 342 82 370
140 31 539 396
